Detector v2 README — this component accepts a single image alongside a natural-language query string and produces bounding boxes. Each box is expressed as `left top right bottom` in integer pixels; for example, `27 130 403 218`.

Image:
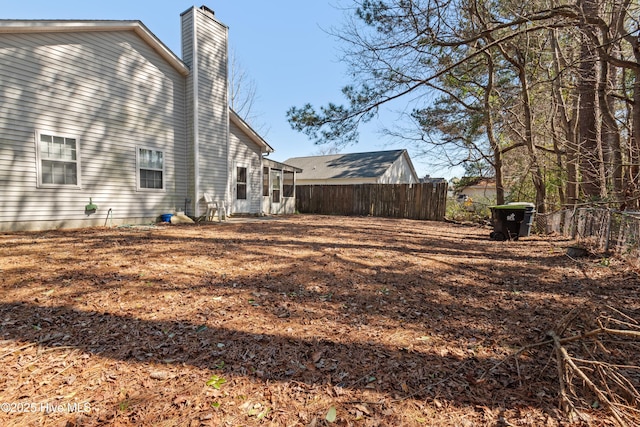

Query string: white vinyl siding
380 155 419 184
228 120 263 213
0 29 188 231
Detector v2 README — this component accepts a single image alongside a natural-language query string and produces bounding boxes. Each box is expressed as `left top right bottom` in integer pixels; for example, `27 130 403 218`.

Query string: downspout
224 29 231 217
192 8 201 215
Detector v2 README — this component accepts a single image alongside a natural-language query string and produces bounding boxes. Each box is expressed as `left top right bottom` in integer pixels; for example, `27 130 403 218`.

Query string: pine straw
0 215 638 426
549 309 640 426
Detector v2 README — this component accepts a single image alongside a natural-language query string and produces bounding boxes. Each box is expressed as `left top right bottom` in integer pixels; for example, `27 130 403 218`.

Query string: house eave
0 20 190 76
263 158 302 173
229 109 274 154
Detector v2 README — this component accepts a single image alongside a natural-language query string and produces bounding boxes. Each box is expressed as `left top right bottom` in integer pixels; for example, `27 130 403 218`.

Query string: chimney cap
200 5 215 16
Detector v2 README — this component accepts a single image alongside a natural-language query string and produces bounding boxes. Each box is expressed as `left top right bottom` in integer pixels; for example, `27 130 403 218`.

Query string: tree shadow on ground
0 216 636 425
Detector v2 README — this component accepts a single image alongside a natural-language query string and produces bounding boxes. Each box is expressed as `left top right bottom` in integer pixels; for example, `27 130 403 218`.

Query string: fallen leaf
354 404 370 415
312 350 324 363
150 371 168 380
326 406 337 423
173 395 189 405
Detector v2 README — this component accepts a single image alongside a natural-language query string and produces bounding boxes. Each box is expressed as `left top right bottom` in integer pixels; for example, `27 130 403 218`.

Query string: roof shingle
284 150 407 180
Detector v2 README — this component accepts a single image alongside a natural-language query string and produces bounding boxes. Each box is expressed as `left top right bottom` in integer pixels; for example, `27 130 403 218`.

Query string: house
0 6 295 232
455 178 503 204
284 149 419 186
421 175 447 184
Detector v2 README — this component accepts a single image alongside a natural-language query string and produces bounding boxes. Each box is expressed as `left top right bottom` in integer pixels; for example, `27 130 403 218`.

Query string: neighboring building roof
230 109 274 154
285 149 416 181
457 178 496 192
0 19 189 76
421 177 447 184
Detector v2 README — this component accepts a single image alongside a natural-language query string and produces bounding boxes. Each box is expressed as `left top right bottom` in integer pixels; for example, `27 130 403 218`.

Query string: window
283 171 295 198
236 166 247 200
137 147 164 190
270 169 281 203
263 167 270 197
36 132 80 187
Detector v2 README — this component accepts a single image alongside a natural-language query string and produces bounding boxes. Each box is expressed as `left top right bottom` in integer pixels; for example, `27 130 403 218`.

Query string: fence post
604 210 613 253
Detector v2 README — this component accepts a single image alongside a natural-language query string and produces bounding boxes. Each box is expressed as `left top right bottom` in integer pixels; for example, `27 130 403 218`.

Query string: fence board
539 208 640 258
296 183 447 221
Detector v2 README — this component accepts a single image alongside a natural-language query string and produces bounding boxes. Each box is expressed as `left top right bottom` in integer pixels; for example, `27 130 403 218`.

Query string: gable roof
285 149 416 181
0 19 189 76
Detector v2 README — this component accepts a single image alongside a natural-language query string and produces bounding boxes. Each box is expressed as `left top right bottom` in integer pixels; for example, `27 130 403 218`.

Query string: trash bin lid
491 203 534 210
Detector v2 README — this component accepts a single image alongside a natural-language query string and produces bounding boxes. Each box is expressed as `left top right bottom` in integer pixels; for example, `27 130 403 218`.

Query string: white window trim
234 162 250 201
35 130 82 189
136 146 166 192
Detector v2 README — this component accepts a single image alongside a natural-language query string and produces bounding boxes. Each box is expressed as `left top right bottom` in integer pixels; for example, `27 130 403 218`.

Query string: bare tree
288 0 640 210
228 48 269 135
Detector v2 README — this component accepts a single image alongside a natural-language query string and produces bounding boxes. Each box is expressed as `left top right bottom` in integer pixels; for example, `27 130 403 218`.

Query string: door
233 163 250 213
270 169 282 213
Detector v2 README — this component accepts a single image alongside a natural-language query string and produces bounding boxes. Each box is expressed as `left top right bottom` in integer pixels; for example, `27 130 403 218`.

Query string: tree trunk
577 0 602 199
484 52 505 205
550 29 577 208
551 116 566 207
599 59 623 201
492 36 547 212
520 68 547 214
630 70 640 209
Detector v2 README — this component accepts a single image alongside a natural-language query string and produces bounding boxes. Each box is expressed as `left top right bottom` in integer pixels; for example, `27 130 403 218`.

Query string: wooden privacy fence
296 183 448 221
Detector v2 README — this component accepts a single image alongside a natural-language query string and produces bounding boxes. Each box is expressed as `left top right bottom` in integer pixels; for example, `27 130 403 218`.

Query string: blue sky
3 1 460 179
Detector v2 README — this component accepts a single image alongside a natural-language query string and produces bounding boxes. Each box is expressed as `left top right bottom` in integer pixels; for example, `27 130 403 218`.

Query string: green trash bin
489 203 535 241
510 202 536 237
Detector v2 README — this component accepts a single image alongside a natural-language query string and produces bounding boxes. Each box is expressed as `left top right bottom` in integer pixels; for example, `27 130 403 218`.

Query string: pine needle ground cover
0 215 638 426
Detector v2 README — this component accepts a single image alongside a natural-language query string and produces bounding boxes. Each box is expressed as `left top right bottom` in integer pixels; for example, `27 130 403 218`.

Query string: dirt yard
0 215 638 426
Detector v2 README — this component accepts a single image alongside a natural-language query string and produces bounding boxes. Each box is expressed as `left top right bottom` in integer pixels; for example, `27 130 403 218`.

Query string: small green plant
445 197 491 223
206 374 226 389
